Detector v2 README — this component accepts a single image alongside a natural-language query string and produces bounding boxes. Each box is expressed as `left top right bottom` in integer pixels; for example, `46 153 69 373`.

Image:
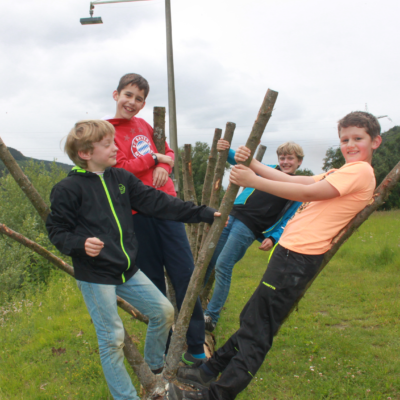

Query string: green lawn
1 211 400 399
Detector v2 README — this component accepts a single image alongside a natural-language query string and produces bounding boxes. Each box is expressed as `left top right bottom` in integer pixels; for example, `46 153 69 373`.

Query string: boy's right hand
85 237 104 257
154 153 174 168
217 139 230 152
234 146 251 163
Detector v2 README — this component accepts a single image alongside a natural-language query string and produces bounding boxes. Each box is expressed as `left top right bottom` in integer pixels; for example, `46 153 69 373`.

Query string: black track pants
206 244 325 400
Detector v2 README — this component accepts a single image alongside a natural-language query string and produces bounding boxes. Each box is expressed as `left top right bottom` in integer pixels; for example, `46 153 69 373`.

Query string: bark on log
183 145 199 255
255 144 267 162
0 136 49 222
153 107 166 155
165 270 179 323
123 328 167 398
165 89 279 378
208 123 236 210
195 129 222 262
200 269 215 311
283 160 400 322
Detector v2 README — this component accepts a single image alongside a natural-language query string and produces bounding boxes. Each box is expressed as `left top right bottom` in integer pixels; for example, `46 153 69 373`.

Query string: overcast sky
1 0 399 177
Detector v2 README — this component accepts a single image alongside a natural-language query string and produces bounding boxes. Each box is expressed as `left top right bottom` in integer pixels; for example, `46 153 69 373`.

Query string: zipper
99 175 131 283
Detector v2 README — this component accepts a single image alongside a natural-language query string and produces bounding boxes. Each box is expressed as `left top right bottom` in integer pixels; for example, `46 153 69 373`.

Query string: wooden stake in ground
153 107 166 155
165 89 279 378
255 144 267 162
195 128 222 262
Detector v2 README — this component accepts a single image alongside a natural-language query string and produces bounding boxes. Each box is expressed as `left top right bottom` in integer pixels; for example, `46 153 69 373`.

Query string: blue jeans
204 216 255 324
77 270 174 400
133 214 205 355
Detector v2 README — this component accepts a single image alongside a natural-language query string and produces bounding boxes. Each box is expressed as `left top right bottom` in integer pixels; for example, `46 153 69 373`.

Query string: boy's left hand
153 167 169 188
213 212 229 227
259 238 273 251
230 164 257 187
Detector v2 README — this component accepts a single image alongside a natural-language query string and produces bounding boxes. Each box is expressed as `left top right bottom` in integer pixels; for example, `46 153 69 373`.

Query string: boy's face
113 84 146 120
278 152 302 174
79 135 118 172
339 126 382 165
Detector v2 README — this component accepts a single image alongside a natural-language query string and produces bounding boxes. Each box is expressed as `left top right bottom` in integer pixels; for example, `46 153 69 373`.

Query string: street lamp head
80 16 103 25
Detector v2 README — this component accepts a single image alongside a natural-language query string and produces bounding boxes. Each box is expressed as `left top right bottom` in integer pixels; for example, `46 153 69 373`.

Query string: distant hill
0 147 73 176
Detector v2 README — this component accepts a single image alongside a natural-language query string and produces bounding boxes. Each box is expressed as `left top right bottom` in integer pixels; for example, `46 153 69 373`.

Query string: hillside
0 147 73 176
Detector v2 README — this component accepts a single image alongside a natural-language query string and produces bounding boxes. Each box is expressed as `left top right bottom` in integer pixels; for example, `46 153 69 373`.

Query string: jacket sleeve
227 149 237 165
126 173 216 224
260 201 301 244
46 184 88 257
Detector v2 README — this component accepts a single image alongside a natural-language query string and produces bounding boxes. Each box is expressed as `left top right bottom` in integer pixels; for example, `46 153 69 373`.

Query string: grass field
1 210 400 399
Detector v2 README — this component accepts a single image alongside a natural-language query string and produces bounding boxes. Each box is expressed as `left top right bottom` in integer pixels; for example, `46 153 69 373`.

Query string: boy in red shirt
107 73 207 366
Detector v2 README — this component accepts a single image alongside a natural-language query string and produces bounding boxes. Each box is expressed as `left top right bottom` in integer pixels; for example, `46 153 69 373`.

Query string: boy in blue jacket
46 120 220 400
202 140 304 333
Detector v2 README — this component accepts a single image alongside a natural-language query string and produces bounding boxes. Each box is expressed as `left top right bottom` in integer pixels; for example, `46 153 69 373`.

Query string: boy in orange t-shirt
168 111 382 400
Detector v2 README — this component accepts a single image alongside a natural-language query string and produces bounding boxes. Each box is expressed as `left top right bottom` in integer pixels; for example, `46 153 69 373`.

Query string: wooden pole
195 128 222 262
255 144 267 162
153 107 166 155
165 89 279 377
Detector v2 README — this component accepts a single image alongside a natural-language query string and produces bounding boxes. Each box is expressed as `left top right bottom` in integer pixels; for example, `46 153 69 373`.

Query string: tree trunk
255 144 267 162
195 129 222 262
164 89 279 378
153 107 166 155
0 136 49 222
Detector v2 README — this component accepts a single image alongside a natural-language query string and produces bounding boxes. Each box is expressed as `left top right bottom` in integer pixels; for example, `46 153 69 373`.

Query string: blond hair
276 141 304 161
64 120 115 169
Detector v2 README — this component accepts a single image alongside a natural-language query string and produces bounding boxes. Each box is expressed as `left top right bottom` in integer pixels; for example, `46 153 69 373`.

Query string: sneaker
177 365 216 390
204 315 216 332
167 383 208 400
181 352 207 367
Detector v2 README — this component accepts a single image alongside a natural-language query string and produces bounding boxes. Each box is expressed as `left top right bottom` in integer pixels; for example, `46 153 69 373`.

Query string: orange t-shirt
279 162 376 255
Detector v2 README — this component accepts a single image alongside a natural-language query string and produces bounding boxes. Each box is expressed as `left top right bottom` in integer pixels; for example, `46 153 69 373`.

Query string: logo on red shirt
131 135 152 158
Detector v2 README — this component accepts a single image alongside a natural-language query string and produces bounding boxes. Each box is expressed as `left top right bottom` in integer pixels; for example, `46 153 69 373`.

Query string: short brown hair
338 111 381 139
276 141 304 162
64 120 115 169
116 73 150 98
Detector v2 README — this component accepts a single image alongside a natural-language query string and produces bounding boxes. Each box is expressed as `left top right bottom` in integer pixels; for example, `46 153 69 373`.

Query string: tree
372 126 400 210
322 146 345 172
296 168 314 176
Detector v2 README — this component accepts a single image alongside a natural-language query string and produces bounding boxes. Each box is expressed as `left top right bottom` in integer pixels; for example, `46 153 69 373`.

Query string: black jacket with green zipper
46 166 216 285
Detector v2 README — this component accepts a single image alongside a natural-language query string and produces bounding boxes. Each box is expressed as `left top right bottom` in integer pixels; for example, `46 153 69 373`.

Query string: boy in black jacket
46 120 219 400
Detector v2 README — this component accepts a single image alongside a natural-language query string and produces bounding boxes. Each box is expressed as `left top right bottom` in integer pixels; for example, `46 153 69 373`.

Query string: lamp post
80 0 180 193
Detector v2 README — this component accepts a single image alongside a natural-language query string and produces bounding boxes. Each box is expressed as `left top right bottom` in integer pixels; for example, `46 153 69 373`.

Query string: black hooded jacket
46 167 216 285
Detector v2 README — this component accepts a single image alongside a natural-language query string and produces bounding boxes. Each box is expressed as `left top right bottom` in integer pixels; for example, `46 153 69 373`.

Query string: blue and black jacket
46 167 216 285
227 149 301 244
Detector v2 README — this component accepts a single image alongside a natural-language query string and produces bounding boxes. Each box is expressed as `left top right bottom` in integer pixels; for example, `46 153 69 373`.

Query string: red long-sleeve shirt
109 117 176 214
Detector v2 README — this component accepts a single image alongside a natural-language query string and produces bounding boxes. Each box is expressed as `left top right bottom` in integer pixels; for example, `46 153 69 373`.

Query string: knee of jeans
104 326 125 351
164 301 175 326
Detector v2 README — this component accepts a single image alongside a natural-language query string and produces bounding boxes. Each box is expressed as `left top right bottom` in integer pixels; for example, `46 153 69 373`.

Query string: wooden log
255 144 267 162
0 136 49 222
164 89 279 378
209 123 236 210
195 129 222 262
153 107 166 155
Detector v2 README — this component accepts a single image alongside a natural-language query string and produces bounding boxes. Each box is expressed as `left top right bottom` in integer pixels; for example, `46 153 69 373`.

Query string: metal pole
165 0 179 194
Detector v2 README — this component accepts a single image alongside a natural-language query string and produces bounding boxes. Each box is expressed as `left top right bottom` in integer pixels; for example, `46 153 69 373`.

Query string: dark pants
205 244 324 400
133 214 205 355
